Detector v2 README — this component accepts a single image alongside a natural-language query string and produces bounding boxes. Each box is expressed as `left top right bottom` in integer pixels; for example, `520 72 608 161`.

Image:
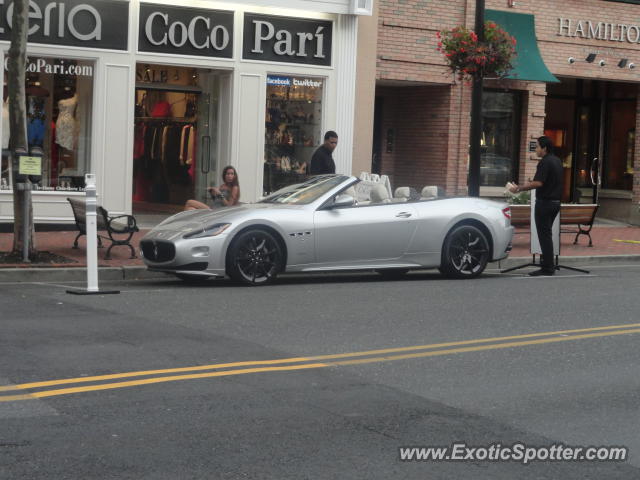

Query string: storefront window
264 75 323 195
605 99 636 190
2 56 94 192
481 90 520 187
133 63 221 215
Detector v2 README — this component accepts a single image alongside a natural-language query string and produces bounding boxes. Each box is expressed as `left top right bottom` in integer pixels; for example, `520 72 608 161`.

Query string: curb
0 266 166 283
1 254 640 283
490 254 640 270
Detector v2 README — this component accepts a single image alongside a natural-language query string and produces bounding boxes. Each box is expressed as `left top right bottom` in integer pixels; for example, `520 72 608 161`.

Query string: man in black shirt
310 131 338 174
508 136 563 276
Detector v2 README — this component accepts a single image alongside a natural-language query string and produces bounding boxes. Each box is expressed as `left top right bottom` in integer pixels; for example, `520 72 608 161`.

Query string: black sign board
529 141 538 152
139 4 234 58
0 0 129 51
243 14 332 66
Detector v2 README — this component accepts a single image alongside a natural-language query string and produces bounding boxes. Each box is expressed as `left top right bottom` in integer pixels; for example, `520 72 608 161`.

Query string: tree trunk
8 0 36 257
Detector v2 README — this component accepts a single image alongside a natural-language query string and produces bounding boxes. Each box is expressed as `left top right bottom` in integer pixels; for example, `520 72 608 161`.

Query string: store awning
485 9 559 83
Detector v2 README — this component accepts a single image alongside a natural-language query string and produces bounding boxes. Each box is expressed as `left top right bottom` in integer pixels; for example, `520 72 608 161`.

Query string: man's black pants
535 199 561 272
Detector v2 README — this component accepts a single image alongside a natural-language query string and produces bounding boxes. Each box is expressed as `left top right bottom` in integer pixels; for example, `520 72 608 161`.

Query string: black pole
468 0 485 197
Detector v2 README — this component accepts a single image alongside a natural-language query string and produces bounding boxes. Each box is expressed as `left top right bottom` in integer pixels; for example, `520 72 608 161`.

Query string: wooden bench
507 203 599 247
67 197 139 260
560 204 599 247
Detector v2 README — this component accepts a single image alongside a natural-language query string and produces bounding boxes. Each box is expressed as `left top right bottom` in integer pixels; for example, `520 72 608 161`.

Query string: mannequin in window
55 92 78 151
26 85 49 148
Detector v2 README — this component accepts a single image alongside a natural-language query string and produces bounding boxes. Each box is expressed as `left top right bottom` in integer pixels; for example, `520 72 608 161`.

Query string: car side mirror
332 194 355 208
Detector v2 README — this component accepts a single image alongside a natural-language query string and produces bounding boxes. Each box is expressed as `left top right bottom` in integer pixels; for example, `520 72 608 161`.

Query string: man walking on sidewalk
508 136 563 276
310 131 338 174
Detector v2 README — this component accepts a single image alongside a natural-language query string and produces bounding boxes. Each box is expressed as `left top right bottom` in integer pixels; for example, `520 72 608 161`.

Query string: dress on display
27 96 46 148
55 94 78 151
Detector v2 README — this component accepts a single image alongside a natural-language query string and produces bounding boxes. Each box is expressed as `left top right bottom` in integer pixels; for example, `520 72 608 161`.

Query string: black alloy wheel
227 229 283 285
440 225 490 279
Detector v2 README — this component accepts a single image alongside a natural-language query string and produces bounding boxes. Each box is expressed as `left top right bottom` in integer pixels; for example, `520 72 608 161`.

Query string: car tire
175 274 210 283
376 268 409 279
440 224 490 279
226 229 284 286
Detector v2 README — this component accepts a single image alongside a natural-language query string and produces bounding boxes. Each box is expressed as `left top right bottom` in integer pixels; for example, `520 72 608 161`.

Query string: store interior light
585 53 597 63
618 58 628 68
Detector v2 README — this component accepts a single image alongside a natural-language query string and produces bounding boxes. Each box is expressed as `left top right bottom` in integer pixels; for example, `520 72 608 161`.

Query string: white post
84 173 99 292
67 174 119 295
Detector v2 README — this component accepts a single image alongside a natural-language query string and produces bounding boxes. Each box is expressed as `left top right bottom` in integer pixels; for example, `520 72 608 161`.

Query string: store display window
264 75 323 195
481 90 521 187
133 63 218 214
1 56 94 192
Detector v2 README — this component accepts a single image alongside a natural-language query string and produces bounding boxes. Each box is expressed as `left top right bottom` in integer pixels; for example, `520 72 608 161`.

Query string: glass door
193 73 218 205
573 101 600 203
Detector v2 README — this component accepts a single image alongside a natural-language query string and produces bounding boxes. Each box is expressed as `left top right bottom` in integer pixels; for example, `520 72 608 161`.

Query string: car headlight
183 223 231 239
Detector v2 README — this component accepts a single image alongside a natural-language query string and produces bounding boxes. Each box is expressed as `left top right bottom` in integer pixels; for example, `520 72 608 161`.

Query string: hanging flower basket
437 22 517 81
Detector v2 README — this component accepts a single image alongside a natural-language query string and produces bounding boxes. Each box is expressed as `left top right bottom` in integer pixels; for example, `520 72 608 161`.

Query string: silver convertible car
140 175 514 285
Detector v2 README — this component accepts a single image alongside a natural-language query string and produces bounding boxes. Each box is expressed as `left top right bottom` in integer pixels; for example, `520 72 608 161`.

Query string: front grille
140 240 175 262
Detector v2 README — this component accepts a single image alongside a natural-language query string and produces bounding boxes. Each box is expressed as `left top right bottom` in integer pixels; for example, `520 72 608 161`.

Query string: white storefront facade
0 0 370 223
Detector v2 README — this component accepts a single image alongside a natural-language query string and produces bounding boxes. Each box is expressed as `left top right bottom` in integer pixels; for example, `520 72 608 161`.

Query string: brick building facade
374 0 640 224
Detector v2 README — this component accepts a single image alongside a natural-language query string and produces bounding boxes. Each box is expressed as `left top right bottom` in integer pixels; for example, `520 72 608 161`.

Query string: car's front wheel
440 225 490 279
226 229 283 285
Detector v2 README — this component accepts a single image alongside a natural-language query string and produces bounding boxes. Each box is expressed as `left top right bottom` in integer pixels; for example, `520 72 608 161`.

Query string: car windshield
260 175 350 204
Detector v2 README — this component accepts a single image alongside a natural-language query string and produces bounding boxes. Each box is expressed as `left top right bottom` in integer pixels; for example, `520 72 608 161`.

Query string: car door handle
395 212 412 218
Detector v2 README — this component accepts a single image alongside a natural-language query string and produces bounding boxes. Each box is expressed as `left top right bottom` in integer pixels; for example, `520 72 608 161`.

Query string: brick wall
376 0 640 207
377 85 461 192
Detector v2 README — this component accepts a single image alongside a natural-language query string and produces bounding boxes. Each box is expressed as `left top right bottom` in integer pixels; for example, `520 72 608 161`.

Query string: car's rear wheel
227 229 283 286
440 225 490 279
376 268 409 279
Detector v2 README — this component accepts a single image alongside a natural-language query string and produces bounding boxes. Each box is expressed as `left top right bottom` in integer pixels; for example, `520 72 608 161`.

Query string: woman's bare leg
184 199 210 211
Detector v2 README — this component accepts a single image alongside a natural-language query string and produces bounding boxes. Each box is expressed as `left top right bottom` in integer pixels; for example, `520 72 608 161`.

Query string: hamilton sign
558 17 640 44
0 0 129 50
138 4 234 58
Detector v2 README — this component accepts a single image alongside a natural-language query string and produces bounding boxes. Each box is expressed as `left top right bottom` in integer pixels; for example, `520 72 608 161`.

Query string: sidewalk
0 222 639 279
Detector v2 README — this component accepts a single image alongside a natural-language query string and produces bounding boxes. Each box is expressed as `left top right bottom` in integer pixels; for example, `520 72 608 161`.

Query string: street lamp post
468 0 485 197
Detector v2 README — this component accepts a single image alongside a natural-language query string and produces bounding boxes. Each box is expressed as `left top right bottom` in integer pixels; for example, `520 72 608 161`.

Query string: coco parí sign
243 13 332 66
138 4 233 58
558 17 640 43
0 0 128 50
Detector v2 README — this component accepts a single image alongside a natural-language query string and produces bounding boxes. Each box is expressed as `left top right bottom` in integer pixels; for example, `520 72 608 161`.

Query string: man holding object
508 136 563 276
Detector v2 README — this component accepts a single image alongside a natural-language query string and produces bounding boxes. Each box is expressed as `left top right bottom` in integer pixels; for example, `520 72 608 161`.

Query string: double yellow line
2 322 640 402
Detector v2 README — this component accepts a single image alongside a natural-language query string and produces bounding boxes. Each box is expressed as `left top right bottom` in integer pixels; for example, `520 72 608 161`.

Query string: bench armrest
107 214 138 233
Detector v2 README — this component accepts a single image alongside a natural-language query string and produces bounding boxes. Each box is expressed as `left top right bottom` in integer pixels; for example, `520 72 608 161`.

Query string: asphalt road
1 264 639 479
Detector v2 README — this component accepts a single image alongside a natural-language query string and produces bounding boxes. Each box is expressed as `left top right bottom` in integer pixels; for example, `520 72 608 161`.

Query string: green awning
485 9 559 83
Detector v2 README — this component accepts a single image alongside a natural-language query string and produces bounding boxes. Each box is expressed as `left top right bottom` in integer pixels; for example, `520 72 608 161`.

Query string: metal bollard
67 174 119 295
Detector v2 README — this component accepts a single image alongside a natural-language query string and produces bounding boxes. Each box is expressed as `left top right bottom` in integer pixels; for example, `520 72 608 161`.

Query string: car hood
144 203 302 239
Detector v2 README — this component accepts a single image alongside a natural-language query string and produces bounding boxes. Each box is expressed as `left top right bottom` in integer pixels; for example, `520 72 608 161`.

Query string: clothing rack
136 83 202 94
135 116 195 124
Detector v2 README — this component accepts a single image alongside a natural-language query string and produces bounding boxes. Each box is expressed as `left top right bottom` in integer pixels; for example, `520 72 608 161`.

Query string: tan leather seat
370 184 391 204
420 186 439 200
